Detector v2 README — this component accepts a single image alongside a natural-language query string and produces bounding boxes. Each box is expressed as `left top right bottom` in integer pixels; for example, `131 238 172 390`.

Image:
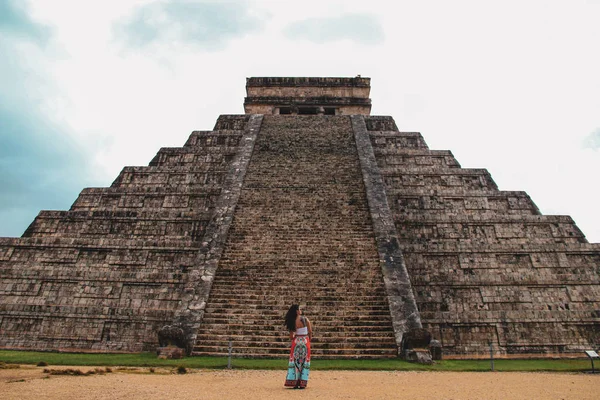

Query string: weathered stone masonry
1 77 598 357
351 115 423 351
367 116 600 355
0 115 253 352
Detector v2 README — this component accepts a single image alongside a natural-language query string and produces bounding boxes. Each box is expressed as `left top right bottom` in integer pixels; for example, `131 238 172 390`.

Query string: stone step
203 302 390 309
220 247 377 255
205 294 389 303
206 292 388 301
202 307 391 316
195 333 396 343
206 298 391 308
208 284 387 292
191 351 397 360
197 323 394 333
210 280 386 289
202 314 392 323
193 345 396 357
201 315 393 325
212 273 384 281
195 339 396 350
192 116 397 359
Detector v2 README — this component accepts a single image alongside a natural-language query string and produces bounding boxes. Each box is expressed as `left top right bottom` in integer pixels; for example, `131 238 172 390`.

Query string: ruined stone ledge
184 137 243 148
0 311 174 321
391 190 531 198
0 275 186 284
116 165 232 174
188 130 244 136
77 187 223 195
1 309 176 321
185 138 242 148
381 167 492 176
244 96 371 105
0 237 200 249
443 352 591 359
374 149 455 156
213 114 252 131
418 312 600 323
246 77 370 87
70 204 215 213
377 157 460 169
400 242 600 252
412 276 600 286
152 146 239 156
364 116 399 131
369 131 424 137
394 214 576 224
150 151 239 166
36 210 212 220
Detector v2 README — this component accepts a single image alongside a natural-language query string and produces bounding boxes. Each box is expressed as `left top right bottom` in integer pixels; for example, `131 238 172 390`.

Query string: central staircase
193 115 398 358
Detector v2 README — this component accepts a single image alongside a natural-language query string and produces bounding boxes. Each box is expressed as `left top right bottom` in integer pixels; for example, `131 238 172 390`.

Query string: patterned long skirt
284 335 311 388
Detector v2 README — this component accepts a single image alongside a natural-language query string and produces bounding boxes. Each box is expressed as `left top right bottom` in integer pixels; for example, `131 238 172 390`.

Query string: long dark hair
284 304 299 331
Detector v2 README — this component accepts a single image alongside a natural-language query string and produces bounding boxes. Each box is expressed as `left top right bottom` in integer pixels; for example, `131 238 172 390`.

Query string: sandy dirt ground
1 365 599 400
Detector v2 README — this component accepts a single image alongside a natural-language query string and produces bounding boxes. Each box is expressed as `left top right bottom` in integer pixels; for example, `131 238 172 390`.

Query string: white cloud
583 128 600 150
113 1 266 51
283 13 384 44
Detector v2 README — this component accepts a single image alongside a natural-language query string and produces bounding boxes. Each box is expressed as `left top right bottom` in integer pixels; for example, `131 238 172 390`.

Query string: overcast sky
1 0 599 242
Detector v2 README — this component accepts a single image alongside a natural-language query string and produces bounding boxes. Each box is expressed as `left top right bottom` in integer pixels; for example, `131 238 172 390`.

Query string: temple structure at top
244 76 372 115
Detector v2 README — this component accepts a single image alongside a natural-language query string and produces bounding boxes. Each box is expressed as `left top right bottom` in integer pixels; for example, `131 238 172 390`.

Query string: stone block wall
367 115 600 356
0 115 251 352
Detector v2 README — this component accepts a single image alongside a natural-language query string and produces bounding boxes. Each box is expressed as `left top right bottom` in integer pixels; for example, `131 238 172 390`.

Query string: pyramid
0 77 598 358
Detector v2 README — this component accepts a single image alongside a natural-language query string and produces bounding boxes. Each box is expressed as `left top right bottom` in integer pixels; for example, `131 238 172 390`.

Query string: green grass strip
0 350 593 372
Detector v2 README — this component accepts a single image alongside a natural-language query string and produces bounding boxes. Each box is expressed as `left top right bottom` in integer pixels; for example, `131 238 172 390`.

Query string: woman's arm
306 318 313 339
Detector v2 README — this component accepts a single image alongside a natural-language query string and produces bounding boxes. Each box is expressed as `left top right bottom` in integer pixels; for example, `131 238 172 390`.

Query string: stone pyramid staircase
193 115 398 358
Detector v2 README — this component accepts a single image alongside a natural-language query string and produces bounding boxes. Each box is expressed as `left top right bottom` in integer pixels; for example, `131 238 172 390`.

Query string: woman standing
284 304 312 389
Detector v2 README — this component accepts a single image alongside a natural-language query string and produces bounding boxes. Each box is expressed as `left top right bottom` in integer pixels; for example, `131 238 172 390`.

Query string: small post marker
228 340 233 369
585 350 599 373
489 341 494 372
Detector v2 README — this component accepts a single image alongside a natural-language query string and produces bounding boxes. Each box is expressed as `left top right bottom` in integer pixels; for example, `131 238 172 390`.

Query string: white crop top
296 326 308 335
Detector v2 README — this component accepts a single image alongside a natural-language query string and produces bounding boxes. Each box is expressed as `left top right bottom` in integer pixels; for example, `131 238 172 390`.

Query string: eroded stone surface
367 115 600 356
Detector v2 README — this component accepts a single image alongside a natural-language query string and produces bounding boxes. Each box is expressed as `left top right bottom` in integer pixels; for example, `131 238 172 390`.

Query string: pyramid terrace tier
373 149 462 169
149 146 239 167
403 249 600 286
70 187 223 212
369 132 430 150
423 321 599 356
381 168 499 191
389 191 540 216
23 210 210 241
110 165 233 188
393 214 585 244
